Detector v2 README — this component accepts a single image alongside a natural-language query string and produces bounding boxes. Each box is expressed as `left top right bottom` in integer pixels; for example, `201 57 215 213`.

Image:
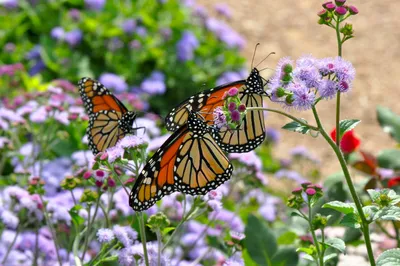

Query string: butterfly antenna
259 66 274 73
255 52 276 69
251 43 261 70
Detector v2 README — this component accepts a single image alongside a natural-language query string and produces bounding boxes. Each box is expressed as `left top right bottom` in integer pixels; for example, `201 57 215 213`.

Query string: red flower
330 128 361 153
388 177 400 188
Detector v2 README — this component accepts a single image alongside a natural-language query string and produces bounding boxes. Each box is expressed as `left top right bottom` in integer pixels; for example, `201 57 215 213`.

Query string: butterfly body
129 112 233 211
78 77 138 154
165 68 267 153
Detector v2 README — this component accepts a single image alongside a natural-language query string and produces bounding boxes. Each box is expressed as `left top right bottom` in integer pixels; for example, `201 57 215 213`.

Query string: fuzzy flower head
288 82 315 110
213 107 227 128
97 228 115 243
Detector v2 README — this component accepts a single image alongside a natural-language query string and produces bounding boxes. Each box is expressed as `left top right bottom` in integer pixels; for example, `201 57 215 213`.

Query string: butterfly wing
130 114 233 211
78 77 128 115
165 69 266 153
87 110 125 154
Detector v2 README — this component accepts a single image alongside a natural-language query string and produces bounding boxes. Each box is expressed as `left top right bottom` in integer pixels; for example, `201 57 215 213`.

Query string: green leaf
162 227 175 235
376 248 400 266
339 119 361 138
377 149 400 171
271 247 299 266
290 211 304 219
323 238 346 254
363 205 379 222
282 121 311 134
377 106 400 143
367 189 381 202
340 213 361 228
324 253 338 263
296 247 315 256
322 201 356 214
277 231 297 245
69 205 84 227
375 206 400 221
244 215 277 265
302 254 315 262
242 249 258 266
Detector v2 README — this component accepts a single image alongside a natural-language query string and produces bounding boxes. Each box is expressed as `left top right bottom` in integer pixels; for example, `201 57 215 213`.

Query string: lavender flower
136 26 147 37
205 18 245 50
118 135 146 149
215 3 232 19
317 79 337 99
292 65 321 88
290 82 315 110
1 210 19 229
334 57 356 82
85 0 105 10
216 71 244 86
65 29 83 47
213 107 227 128
113 225 134 247
97 228 115 243
51 27 65 41
99 73 128 93
105 145 125 163
265 127 280 144
176 31 199 62
140 71 166 95
29 59 46 76
275 169 306 183
121 19 136 34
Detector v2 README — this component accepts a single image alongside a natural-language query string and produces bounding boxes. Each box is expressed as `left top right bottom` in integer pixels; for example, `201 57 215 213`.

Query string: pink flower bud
292 187 303 195
228 87 238 97
83 171 92 179
322 1 333 8
228 102 237 111
349 5 358 15
230 110 240 122
95 180 103 187
306 188 316 196
100 152 108 161
318 9 327 17
238 104 246 112
107 178 116 187
325 3 336 11
335 6 347 16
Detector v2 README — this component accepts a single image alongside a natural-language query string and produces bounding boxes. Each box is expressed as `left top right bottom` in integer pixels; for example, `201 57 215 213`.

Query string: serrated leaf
282 121 310 134
375 206 400 221
324 253 338 263
340 213 361 228
322 201 356 214
377 106 400 143
339 119 361 138
377 149 400 171
376 248 400 266
244 215 277 265
323 238 346 254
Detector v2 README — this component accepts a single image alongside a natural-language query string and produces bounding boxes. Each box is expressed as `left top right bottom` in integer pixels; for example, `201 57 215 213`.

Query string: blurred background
0 0 398 176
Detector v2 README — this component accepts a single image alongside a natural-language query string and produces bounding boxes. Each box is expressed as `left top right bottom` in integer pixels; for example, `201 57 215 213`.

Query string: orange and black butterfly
129 112 233 211
78 77 139 154
165 68 268 153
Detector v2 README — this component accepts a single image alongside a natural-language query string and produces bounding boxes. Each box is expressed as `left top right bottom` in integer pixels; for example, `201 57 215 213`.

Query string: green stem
137 212 149 266
311 106 376 266
307 205 322 266
335 13 343 147
156 229 162 266
1 224 20 264
246 107 319 131
321 229 326 266
40 195 63 265
81 203 92 261
393 221 400 248
162 194 187 251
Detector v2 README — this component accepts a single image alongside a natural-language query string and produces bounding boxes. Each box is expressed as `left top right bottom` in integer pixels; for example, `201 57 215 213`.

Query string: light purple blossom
113 225 134 247
213 106 227 128
51 27 65 40
136 117 161 137
259 196 280 221
140 76 166 95
0 137 10 149
205 18 245 50
121 19 136 34
99 73 128 93
266 127 280 144
176 31 199 62
223 253 245 265
105 145 125 163
290 82 315 110
207 199 222 211
97 228 115 243
1 210 19 229
334 57 356 82
211 209 244 232
85 0 105 10
216 71 244 86
29 59 46 76
317 79 337 99
136 26 147 37
65 29 83 47
118 135 146 149
292 65 321 88
215 3 232 18
147 134 171 152
275 169 306 183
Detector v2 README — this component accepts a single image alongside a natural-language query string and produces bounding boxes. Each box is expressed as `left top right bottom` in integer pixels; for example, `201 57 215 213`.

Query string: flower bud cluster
213 87 247 129
318 1 358 37
287 182 323 209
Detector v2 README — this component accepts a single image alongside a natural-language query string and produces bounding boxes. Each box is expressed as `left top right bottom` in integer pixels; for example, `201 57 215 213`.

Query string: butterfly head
246 68 269 97
187 112 208 135
120 111 137 134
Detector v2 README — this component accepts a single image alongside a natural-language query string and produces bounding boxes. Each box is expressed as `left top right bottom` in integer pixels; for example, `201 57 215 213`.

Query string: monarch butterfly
129 112 233 211
165 68 268 153
78 77 139 155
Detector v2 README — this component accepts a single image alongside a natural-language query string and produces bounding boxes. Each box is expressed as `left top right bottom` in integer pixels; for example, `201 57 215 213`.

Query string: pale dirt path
199 0 399 177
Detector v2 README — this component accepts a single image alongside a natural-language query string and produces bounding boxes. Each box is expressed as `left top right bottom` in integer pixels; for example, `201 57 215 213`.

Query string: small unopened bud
306 188 316 196
318 9 327 17
100 152 108 161
285 94 294 105
276 87 286 97
325 3 336 11
335 0 346 6
83 171 92 179
322 1 333 8
238 104 246 112
107 178 116 187
292 187 303 195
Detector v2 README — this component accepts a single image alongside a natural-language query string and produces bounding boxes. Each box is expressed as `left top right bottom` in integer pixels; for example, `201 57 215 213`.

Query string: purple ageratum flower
216 71 243 86
1 210 19 229
333 57 356 82
140 76 166 95
1 0 18 8
51 27 65 41
107 37 123 51
211 209 244 232
121 19 136 34
193 6 208 19
223 253 245 266
0 137 10 148
176 31 199 62
65 29 83 47
275 169 306 183
317 57 335 76
292 65 321 88
206 190 223 201
259 196 280 221
69 8 81 20
99 73 128 93
317 79 337 99
274 56 294 80
29 106 48 123
265 127 280 144
25 45 41 60
213 107 227 128
105 145 124 163
85 0 105 10
147 134 171 151
207 199 222 211
136 26 147 37
215 3 232 19
113 225 136 247
97 228 115 243
289 82 315 110
29 59 46 76
118 135 146 149
337 80 350 93
205 18 245 50
230 231 245 241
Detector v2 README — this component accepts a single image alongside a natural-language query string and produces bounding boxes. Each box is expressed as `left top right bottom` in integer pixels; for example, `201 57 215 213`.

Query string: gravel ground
199 0 399 177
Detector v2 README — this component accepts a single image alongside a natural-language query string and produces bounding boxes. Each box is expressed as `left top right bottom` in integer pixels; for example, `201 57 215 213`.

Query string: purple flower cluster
50 27 83 47
176 31 199 62
99 73 128 93
140 71 167 95
267 55 356 110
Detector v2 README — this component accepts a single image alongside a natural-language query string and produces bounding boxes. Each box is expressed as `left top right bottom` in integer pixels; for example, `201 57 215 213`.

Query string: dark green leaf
376 248 400 266
323 238 346 254
324 253 338 263
339 119 361 138
282 121 311 134
244 215 277 265
375 206 400 221
377 106 400 143
271 247 299 266
340 213 361 228
377 149 400 171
